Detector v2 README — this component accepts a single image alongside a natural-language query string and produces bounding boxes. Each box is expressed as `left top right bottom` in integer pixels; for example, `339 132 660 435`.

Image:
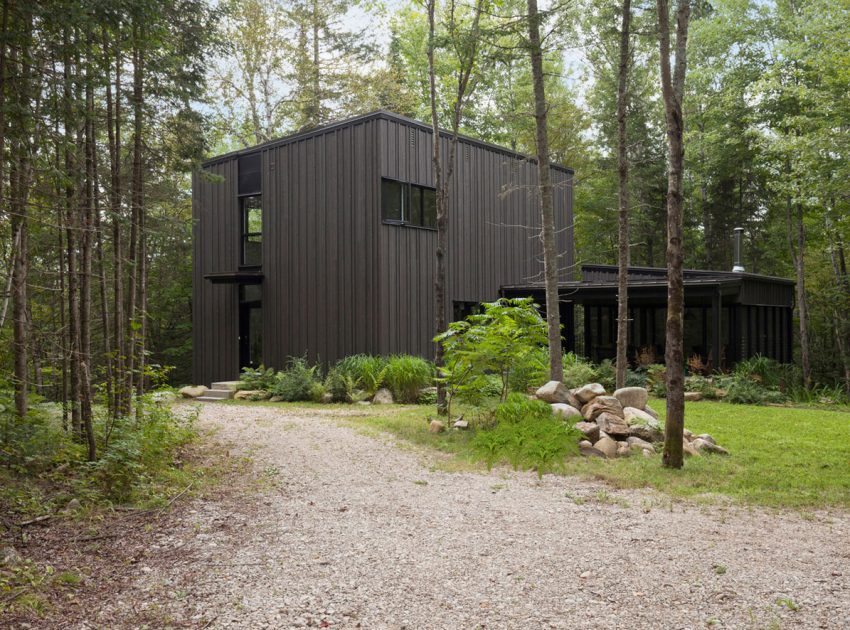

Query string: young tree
656 0 690 469
614 0 632 389
425 0 486 414
526 0 564 383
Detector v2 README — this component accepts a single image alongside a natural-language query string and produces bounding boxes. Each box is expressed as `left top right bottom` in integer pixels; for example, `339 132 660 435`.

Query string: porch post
712 289 722 370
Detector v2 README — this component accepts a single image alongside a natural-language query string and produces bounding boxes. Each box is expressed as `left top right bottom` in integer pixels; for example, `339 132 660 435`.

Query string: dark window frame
380 177 437 230
240 194 262 268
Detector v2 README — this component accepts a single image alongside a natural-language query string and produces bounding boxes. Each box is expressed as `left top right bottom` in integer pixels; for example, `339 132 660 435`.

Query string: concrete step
196 396 225 402
211 381 240 391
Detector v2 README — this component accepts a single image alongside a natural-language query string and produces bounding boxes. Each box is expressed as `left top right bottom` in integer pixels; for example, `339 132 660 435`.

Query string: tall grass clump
269 357 324 402
382 354 433 403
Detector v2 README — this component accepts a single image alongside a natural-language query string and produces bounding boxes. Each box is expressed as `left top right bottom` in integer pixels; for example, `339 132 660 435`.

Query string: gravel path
92 403 850 629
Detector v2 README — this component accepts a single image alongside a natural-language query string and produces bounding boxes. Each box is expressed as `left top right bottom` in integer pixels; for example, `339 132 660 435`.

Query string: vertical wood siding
192 112 575 382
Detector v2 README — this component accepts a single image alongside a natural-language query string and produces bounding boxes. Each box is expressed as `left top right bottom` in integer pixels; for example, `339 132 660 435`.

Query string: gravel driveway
90 403 850 629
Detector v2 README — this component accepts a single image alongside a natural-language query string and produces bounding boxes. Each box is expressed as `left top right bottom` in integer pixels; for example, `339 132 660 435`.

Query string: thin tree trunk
657 0 691 470
128 22 145 413
785 199 811 389
80 27 96 460
526 0 563 383
615 0 632 390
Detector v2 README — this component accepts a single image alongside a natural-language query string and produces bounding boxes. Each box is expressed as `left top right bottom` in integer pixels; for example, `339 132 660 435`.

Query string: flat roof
202 109 574 174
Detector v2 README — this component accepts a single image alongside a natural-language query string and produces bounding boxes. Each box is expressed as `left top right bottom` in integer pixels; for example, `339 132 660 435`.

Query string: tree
526 0 564 383
614 0 632 389
425 0 486 415
656 0 691 469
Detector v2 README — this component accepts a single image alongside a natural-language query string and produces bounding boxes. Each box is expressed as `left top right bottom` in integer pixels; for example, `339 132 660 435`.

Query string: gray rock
372 388 394 404
452 419 469 430
578 440 593 449
643 404 659 419
66 498 81 512
626 436 655 452
580 444 606 458
575 383 606 404
692 438 729 455
552 403 582 420
623 406 658 427
683 440 700 457
321 392 334 404
234 389 263 400
179 385 208 399
683 428 694 440
629 424 664 443
268 396 284 402
595 412 630 439
593 436 618 459
582 396 624 422
696 433 716 445
573 421 601 443
684 391 703 402
564 389 582 410
536 381 571 404
613 387 649 411
616 443 632 457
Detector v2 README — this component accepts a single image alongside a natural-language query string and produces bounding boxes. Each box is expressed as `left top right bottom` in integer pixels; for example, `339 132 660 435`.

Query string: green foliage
381 355 433 403
236 365 276 391
684 375 718 399
625 368 648 388
470 394 580 478
562 353 597 389
333 354 388 395
724 377 786 406
646 364 667 398
268 357 322 402
436 297 548 410
324 366 358 403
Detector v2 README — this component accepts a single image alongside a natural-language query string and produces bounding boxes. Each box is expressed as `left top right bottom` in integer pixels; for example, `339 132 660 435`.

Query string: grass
320 397 850 509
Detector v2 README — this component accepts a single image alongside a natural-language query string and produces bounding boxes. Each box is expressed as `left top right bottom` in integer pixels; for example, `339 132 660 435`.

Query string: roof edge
201 109 574 174
580 263 795 285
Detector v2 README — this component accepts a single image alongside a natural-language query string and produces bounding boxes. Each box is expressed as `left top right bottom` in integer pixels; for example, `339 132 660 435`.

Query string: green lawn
336 398 850 509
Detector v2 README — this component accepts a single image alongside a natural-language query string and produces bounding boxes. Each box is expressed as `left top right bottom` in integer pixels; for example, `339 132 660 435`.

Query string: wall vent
409 127 416 148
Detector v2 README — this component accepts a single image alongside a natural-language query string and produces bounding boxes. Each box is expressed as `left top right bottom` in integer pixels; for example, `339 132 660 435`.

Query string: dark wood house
192 110 574 385
503 263 795 370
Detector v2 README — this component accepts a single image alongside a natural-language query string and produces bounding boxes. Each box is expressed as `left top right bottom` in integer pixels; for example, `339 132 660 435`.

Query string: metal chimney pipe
733 227 745 272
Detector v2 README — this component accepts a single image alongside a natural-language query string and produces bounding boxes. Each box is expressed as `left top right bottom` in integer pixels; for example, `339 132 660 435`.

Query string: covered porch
502 264 795 370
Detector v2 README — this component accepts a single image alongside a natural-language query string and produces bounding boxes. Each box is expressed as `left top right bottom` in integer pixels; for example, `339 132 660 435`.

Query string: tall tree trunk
615 0 632 390
526 0 563 383
786 199 811 389
656 0 691 470
80 27 96 460
106 35 126 418
128 22 145 412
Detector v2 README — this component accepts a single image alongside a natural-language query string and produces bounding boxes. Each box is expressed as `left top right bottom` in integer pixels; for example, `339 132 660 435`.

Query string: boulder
452 419 469 430
578 440 593 449
580 444 606 459
696 433 716 445
616 443 632 457
179 385 208 399
626 436 655 452
714 389 727 399
536 381 571 404
623 406 657 427
321 392 334 404
684 391 703 402
372 388 394 404
234 389 264 400
269 396 284 402
582 396 624 422
683 440 701 457
575 383 606 404
596 412 630 439
643 404 659 420
564 389 582 410
613 387 648 410
692 438 729 455
629 424 664 443
552 403 582 420
65 498 81 512
428 419 446 433
593 436 619 459
641 448 653 458
683 428 694 441
573 421 601 443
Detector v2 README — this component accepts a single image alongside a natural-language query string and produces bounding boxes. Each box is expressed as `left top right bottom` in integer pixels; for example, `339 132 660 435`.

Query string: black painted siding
192 112 574 384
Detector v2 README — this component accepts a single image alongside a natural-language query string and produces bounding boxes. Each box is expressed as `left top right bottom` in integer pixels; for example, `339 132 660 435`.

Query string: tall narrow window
238 153 262 267
241 195 262 267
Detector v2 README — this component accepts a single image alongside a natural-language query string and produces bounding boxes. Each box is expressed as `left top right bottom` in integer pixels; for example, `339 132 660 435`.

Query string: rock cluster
534 381 729 459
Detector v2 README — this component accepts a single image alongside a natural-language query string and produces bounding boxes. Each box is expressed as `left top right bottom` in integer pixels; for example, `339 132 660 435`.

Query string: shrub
625 368 648 388
470 393 580 477
269 357 321 402
684 374 717 399
593 359 616 392
646 364 667 397
733 355 797 391
725 377 781 405
324 366 357 403
236 365 276 391
382 354 433 403
436 297 548 411
507 346 549 393
562 353 596 389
